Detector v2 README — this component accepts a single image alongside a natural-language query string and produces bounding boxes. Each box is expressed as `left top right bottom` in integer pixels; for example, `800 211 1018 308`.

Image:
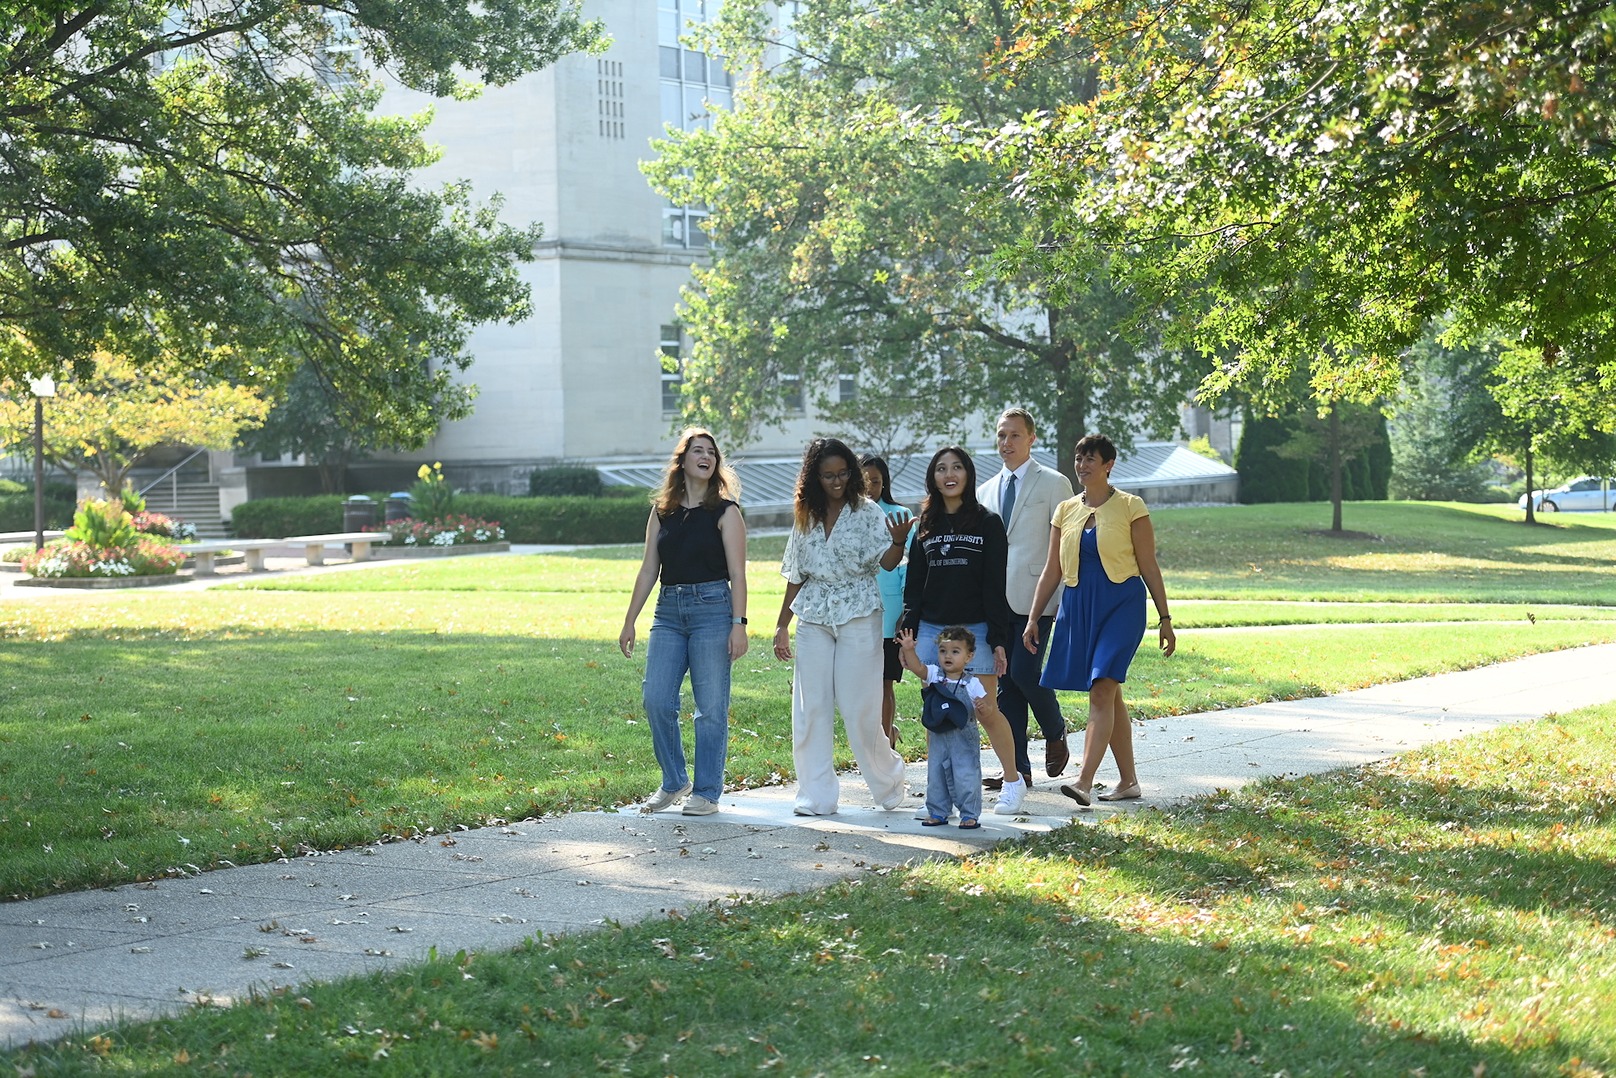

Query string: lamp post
27 374 56 551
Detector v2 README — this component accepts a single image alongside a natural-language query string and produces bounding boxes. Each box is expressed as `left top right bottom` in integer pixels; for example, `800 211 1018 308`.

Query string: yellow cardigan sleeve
1054 490 1149 586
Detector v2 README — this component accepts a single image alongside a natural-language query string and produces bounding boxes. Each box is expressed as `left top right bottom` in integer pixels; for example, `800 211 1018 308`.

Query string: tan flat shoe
1098 783 1142 801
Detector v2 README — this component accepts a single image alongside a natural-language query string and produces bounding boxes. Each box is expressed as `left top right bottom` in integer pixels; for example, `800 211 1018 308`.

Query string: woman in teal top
861 455 912 748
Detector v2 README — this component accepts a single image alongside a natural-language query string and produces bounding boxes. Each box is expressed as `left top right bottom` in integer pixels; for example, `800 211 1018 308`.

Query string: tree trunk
1523 436 1536 525
1329 405 1344 532
1042 307 1086 485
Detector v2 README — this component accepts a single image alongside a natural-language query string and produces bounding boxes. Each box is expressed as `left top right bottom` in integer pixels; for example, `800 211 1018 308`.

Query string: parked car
1518 476 1616 512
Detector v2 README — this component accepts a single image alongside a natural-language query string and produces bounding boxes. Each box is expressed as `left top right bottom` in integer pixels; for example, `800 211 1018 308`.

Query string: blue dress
1040 526 1146 691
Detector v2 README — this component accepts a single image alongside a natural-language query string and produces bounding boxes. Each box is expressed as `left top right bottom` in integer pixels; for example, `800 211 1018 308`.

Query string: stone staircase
141 480 229 539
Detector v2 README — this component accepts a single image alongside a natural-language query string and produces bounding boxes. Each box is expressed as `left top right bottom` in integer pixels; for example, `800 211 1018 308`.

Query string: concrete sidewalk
3 641 1613 1047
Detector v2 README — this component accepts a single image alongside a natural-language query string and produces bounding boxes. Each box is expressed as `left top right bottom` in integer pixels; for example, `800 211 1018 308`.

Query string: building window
781 371 804 413
838 371 858 403
315 10 359 89
597 58 625 139
660 324 685 415
659 0 733 247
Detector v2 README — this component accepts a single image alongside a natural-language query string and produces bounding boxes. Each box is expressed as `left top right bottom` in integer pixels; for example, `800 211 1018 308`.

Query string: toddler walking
897 625 988 828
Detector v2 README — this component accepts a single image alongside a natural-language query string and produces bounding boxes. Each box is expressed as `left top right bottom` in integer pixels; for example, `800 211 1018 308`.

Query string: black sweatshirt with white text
900 509 1013 656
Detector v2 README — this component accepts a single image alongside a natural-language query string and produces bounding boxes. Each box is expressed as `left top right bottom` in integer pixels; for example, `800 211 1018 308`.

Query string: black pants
998 613 1066 777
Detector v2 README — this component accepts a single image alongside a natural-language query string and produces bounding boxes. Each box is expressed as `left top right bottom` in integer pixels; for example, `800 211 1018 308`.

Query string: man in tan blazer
977 407 1074 787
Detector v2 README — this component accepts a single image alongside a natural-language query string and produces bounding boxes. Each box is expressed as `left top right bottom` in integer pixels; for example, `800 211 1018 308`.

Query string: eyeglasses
818 469 851 483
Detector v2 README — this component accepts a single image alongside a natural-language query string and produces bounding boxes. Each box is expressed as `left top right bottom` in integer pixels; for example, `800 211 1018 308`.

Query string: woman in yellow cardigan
1022 435 1176 807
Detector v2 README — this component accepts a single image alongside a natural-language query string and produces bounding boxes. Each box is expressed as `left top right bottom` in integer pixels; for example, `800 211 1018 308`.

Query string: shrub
231 496 344 537
132 510 197 541
0 478 24 495
0 482 76 531
410 462 455 520
456 494 649 544
23 536 185 578
528 466 604 498
230 493 651 544
1236 413 1310 503
66 498 139 548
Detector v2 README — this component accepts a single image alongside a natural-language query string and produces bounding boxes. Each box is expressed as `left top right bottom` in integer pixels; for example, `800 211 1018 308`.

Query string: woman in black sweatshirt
901 446 1026 815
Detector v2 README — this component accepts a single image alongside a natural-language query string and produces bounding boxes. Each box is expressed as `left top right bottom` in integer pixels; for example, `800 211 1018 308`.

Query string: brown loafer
1045 735 1070 777
982 775 1005 791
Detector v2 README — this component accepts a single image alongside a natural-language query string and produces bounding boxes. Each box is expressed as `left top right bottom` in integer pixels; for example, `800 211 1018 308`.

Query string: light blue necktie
1001 472 1017 525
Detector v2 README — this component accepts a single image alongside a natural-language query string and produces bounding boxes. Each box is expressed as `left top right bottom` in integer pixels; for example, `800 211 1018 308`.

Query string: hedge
230 496 345 537
230 493 652 544
0 484 77 531
527 466 603 498
456 494 649 544
1236 413 1310 503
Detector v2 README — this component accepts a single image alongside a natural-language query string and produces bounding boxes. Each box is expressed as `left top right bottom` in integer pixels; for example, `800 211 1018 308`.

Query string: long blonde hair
655 427 741 517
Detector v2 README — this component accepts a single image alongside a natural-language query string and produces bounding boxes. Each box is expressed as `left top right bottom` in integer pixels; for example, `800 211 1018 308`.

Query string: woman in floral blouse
773 437 916 815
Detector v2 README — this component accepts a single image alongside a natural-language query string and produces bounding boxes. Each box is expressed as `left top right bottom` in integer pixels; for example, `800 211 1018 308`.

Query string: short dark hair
936 624 976 653
1073 434 1117 464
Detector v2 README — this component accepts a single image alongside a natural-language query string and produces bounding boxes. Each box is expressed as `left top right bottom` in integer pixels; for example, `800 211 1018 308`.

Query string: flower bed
21 536 186 579
370 515 505 548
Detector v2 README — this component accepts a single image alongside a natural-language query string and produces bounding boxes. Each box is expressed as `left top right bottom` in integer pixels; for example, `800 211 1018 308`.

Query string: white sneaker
993 777 1027 815
641 783 692 813
682 795 720 816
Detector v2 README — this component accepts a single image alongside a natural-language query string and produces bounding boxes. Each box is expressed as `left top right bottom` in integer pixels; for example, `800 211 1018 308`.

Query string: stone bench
182 538 284 576
282 532 385 566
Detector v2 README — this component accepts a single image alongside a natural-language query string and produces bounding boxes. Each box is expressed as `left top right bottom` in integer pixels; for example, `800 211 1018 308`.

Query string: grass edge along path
5 701 1613 1075
2 621 1615 901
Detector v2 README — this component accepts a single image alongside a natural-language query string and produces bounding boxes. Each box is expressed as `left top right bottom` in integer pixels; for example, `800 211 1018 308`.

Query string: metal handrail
138 447 210 504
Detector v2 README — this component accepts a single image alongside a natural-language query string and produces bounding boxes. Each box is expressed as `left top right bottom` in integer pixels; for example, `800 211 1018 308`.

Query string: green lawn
2 500 1614 1073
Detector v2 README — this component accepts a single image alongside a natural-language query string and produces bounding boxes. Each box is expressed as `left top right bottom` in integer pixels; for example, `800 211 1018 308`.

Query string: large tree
2 1 599 444
993 0 1616 429
643 0 1204 465
0 351 270 493
236 361 469 493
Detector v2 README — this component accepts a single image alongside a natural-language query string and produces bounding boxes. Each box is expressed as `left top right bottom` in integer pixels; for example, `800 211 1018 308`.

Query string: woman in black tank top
619 429 749 817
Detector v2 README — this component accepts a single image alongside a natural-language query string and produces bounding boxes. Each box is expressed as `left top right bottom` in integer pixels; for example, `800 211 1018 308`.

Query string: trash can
343 496 377 551
384 492 413 523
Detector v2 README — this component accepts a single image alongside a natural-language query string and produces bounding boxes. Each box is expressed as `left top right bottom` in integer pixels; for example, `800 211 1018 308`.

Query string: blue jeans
1000 614 1066 777
642 580 732 802
926 721 982 822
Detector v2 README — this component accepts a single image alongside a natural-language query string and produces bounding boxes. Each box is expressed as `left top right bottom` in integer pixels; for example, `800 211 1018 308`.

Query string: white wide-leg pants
791 611 907 815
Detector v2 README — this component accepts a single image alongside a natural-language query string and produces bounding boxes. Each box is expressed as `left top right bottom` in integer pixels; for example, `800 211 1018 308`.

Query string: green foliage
1185 435 1224 463
995 0 1616 422
527 466 604 498
0 354 270 493
237 364 463 494
0 478 24 495
231 493 652 544
645 0 1204 462
230 496 345 538
1390 331 1502 501
0 483 75 531
0 1 601 445
456 495 649 544
1236 412 1309 503
65 499 139 549
409 462 455 521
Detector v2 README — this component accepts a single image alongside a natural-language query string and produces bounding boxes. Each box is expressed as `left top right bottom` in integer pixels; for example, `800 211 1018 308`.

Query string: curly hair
654 428 740 517
916 445 983 539
936 624 977 653
792 437 865 531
